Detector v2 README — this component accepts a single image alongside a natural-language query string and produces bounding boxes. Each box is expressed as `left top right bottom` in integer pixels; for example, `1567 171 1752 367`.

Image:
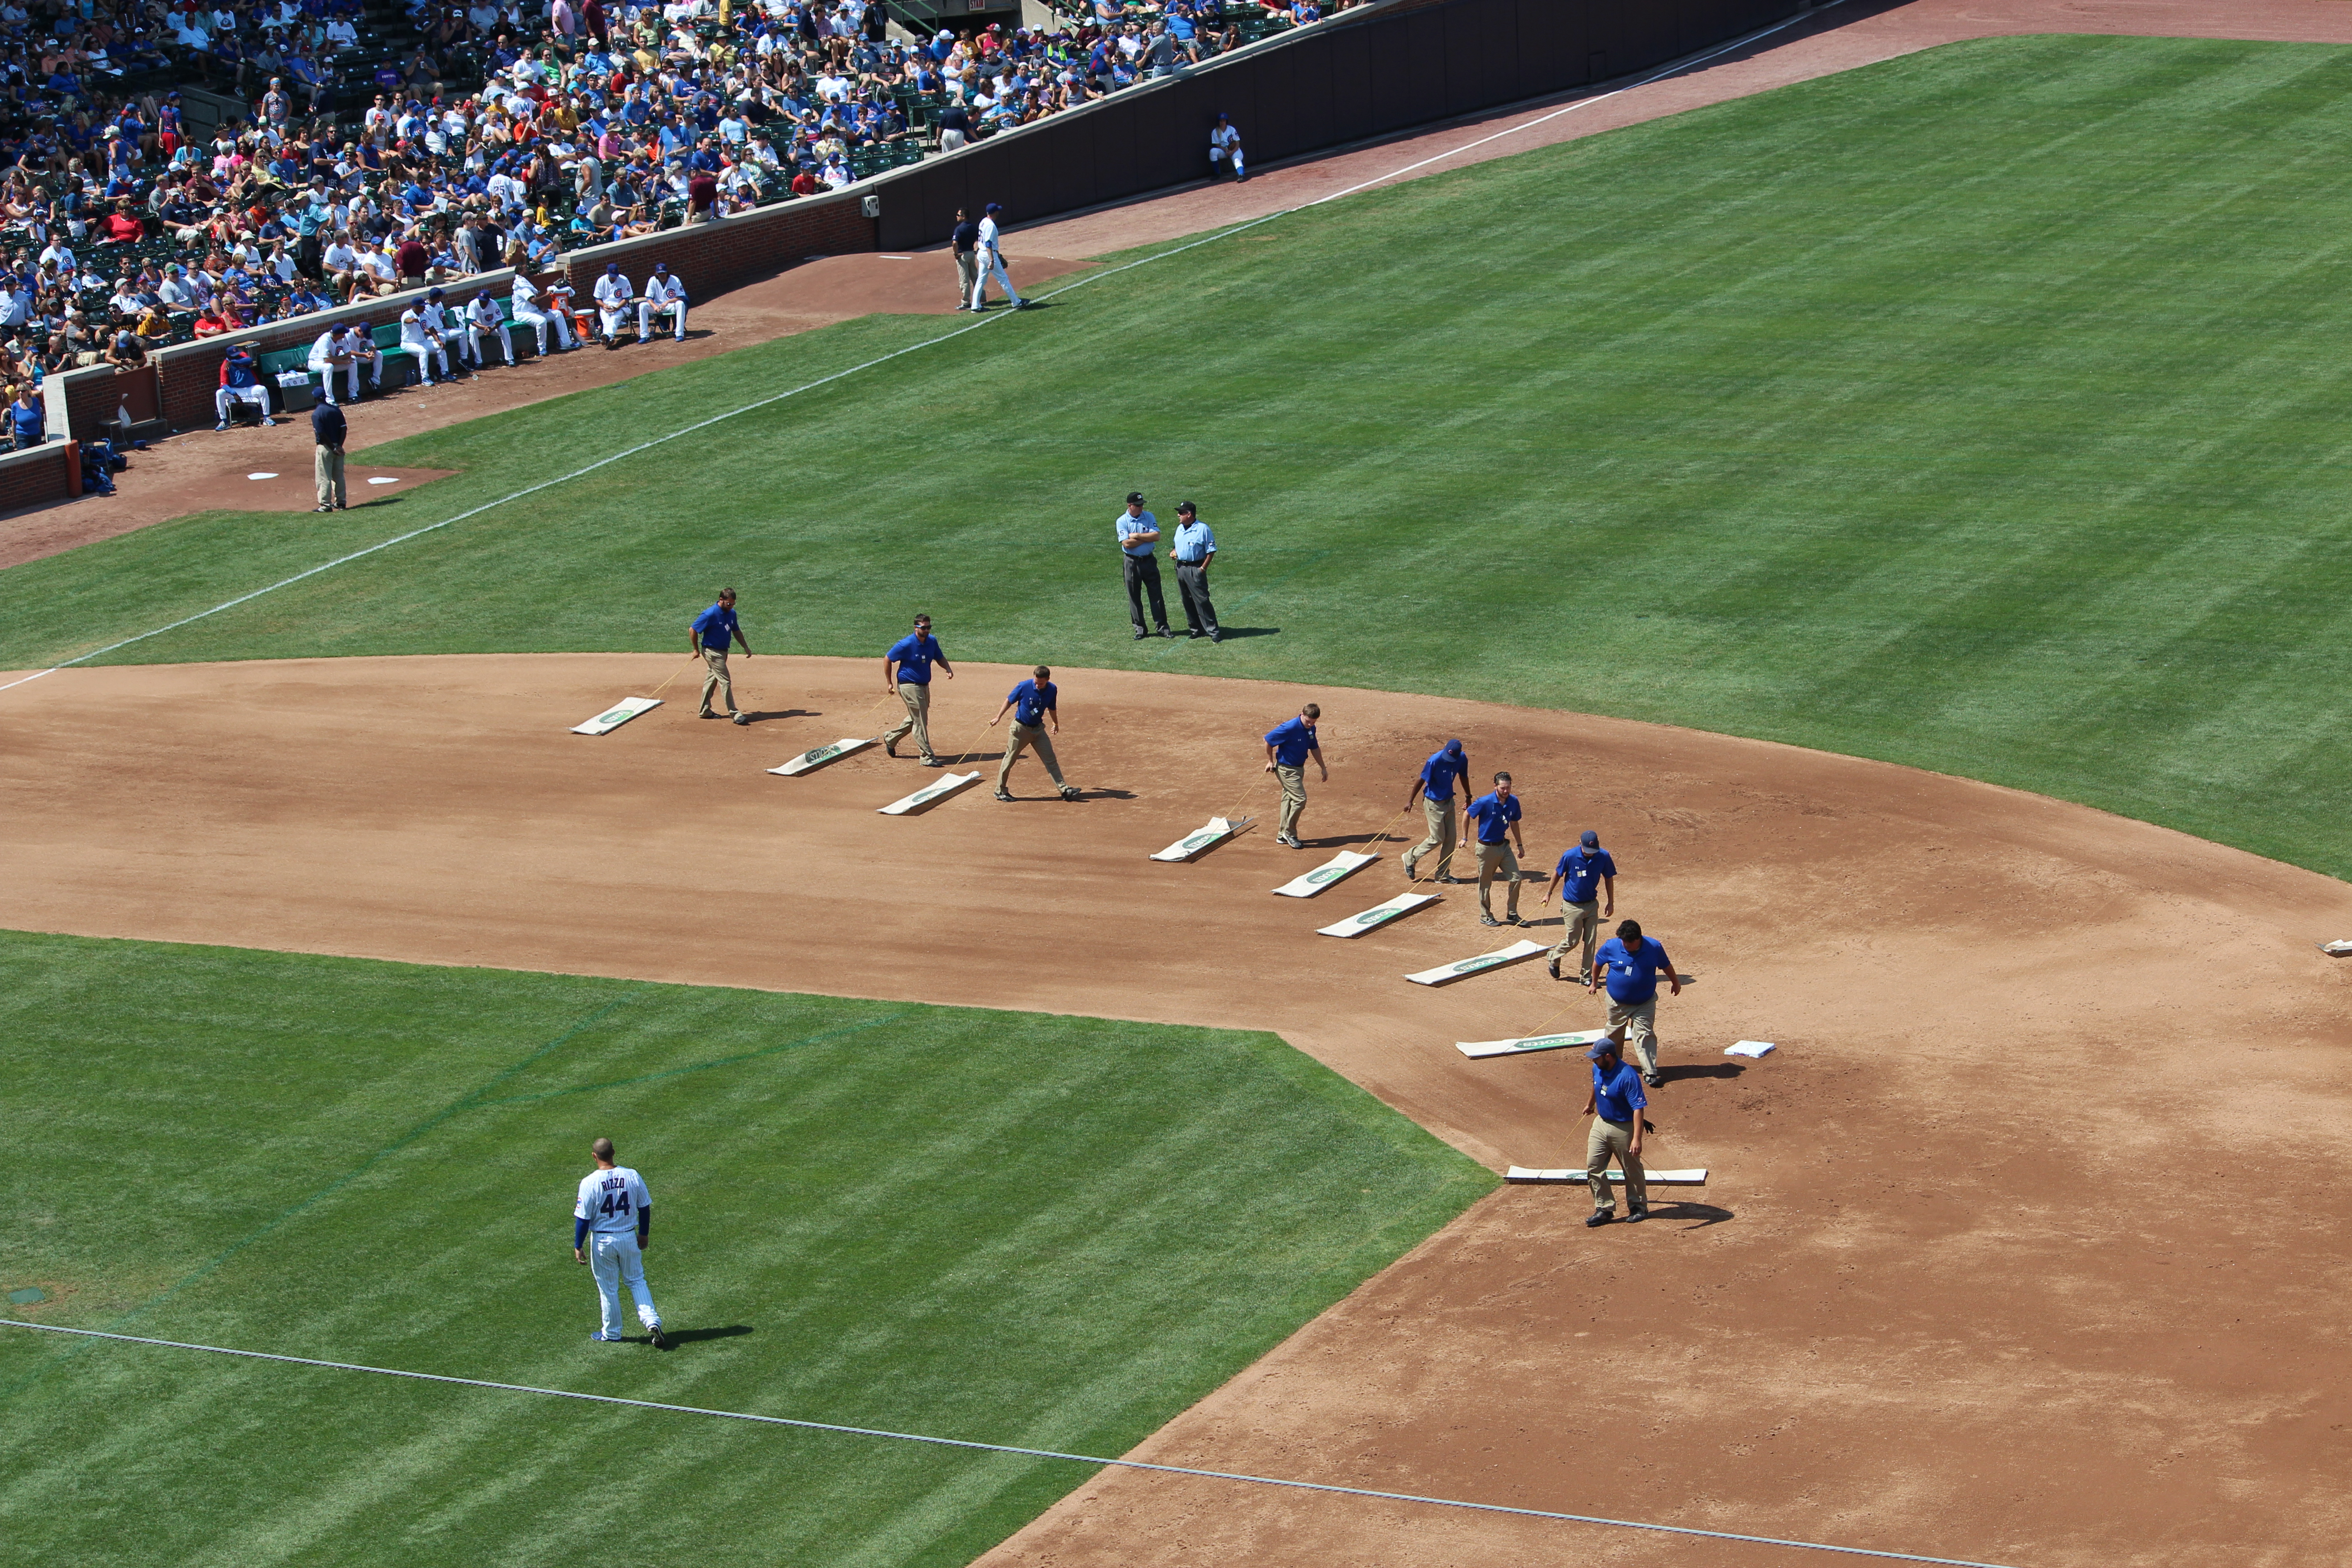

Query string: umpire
1116 491 1171 639
1169 501 1220 642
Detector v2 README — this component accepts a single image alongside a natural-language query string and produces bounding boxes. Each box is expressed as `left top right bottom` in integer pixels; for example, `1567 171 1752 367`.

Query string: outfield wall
865 0 1809 250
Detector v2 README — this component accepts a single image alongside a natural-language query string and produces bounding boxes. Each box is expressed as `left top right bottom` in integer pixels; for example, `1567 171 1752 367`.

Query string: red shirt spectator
687 170 717 216
394 237 429 280
790 169 820 197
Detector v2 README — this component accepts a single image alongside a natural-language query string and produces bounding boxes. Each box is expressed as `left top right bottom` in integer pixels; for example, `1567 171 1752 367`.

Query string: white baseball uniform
512 273 574 353
643 271 687 341
593 270 637 341
308 326 364 402
970 213 1023 310
574 1163 662 1341
398 306 449 382
465 291 514 365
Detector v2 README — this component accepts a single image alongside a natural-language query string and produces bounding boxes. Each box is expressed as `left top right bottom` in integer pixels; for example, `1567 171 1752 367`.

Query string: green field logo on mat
1452 956 1499 974
1181 832 1217 850
597 708 629 725
1306 866 1343 884
1355 907 1394 925
803 745 840 764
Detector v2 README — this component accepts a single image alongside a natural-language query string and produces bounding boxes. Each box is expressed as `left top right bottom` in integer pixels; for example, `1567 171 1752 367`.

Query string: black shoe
1586 1212 1613 1228
1644 1073 1663 1088
884 740 898 757
1504 914 1523 926
1133 629 1149 641
993 789 1014 801
649 1322 671 1348
1208 630 1222 643
1186 628 1203 639
1156 627 1174 638
1548 958 1560 980
1622 1210 1647 1224
1480 914 1500 927
1435 874 1462 885
1059 784 1081 800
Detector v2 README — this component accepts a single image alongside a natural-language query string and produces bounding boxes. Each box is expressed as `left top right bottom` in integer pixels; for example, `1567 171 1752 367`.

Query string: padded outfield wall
866 0 1810 250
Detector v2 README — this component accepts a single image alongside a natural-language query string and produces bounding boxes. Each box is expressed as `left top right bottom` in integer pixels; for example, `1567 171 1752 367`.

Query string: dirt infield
3 652 2348 1564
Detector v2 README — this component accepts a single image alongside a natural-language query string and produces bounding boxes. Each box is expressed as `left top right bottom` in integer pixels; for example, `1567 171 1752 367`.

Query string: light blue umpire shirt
1172 518 1215 563
1117 508 1158 557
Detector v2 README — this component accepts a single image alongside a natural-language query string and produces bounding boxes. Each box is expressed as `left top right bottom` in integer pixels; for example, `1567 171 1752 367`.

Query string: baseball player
1400 738 1471 883
463 289 514 366
1542 829 1617 983
690 588 753 724
882 612 953 765
643 262 688 342
1589 918 1679 1087
1207 113 1244 181
572 1137 668 1347
1463 771 1526 927
397 300 450 385
968 202 1026 312
593 261 637 347
990 664 1082 801
213 340 273 429
307 321 371 404
512 269 576 353
419 287 472 378
1262 703 1324 849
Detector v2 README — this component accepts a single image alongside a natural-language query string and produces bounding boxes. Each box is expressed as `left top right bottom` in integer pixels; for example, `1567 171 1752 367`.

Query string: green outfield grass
4 34 2351 877
0 931 1490 1567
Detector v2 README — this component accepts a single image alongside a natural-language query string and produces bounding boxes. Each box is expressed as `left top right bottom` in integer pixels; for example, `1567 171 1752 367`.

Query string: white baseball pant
646 299 686 340
400 339 450 382
970 250 1021 309
588 1231 661 1340
308 353 362 403
466 320 515 365
215 384 271 421
514 302 574 353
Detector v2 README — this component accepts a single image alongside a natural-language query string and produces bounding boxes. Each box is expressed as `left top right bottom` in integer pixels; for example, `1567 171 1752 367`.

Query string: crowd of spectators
0 0 1363 421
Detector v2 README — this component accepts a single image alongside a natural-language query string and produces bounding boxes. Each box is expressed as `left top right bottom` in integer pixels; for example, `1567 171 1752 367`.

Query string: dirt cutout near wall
1 652 2348 1565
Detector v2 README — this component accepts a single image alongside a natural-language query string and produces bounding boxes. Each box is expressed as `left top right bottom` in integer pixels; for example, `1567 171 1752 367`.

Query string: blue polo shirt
1553 846 1617 903
1419 745 1465 801
1594 935 1673 1005
1465 791 1520 844
1264 716 1317 767
1592 1057 1647 1123
691 602 740 652
887 632 945 684
1007 678 1056 726
1117 509 1157 558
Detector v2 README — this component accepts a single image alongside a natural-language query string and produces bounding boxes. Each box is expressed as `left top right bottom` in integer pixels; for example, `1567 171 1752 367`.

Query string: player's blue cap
1581 830 1599 848
653 262 667 273
605 262 619 274
427 286 444 299
984 201 1001 213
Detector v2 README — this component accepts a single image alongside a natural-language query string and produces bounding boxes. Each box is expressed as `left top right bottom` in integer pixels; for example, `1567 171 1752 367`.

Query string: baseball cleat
649 1323 670 1349
1644 1073 1664 1088
1059 784 1081 800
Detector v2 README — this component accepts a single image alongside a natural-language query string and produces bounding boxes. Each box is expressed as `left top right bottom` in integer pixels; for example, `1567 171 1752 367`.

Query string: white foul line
0 1318 2024 1568
0 0 1839 700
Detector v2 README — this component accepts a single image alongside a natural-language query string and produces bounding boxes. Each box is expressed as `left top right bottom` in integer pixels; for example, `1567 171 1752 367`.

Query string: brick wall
0 438 80 512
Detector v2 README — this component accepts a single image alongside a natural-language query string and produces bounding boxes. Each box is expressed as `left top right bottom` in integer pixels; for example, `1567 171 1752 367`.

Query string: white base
572 696 662 735
1725 1040 1776 1058
1272 850 1378 897
1457 1029 1615 1060
2323 941 2352 956
1406 938 1548 986
879 772 981 814
769 736 876 776
1506 1166 1707 1186
1152 816 1245 862
1317 892 1439 938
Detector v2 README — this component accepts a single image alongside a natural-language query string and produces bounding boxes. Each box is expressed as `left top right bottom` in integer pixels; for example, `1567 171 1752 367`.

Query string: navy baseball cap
1446 737 1463 754
1585 1037 1622 1060
984 201 1002 213
1580 829 1599 848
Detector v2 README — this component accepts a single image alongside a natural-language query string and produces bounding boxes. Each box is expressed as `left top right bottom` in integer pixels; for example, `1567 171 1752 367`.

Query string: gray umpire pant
1175 560 1218 634
1123 553 1167 633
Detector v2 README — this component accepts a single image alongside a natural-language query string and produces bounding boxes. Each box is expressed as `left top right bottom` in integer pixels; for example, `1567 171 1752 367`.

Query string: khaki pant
1475 841 1519 918
1274 763 1306 840
953 248 979 306
1586 1116 1647 1215
996 721 1065 792
313 444 345 508
699 647 737 716
1550 899 1600 981
882 683 933 760
1403 795 1455 881
1608 998 1660 1077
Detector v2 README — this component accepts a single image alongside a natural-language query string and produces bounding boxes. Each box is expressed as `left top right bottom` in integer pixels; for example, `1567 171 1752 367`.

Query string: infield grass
5 36 2352 873
0 930 1490 1567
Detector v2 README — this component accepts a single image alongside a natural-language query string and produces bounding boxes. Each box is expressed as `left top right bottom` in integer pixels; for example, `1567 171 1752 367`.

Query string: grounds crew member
1117 491 1171 639
1262 702 1324 848
990 664 1081 801
1400 737 1470 883
1464 771 1526 926
1542 829 1616 982
1579 1035 1648 1227
882 613 953 765
1589 917 1679 1087
1168 500 1220 641
689 588 753 725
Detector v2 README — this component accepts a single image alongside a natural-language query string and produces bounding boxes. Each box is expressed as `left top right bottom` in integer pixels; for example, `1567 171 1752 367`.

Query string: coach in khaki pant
1401 738 1471 882
1581 1035 1649 1226
690 588 753 725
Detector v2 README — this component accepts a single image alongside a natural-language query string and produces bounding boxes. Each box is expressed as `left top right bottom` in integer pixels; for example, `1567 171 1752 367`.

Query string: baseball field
6 21 2352 1568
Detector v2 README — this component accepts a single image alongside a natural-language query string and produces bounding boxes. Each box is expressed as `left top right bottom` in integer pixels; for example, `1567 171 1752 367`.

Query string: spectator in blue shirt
1262 702 1324 848
990 663 1081 801
1463 772 1526 926
1541 829 1617 983
1589 918 1678 1087
688 588 753 725
8 384 42 449
1399 737 1470 884
1580 1036 1648 1226
881 612 953 766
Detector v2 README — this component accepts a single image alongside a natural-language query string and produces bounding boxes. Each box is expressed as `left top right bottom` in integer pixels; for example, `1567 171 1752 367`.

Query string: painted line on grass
0 2 1836 700
0 1317 2020 1568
